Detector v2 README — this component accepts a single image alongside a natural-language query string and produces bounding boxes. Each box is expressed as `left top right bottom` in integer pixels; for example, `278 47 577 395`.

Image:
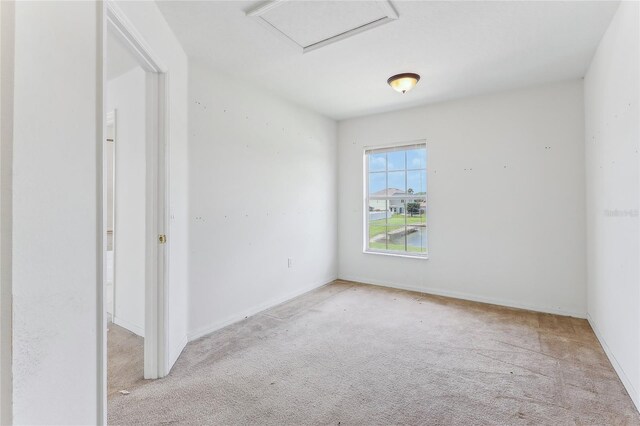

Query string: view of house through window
365 143 427 256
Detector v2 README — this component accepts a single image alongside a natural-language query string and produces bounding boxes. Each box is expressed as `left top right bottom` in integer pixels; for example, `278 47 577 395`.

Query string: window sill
363 249 428 260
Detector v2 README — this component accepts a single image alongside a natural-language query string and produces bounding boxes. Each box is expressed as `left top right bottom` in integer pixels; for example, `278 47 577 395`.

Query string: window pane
369 235 387 251
388 171 405 192
406 223 427 253
369 152 386 172
386 225 406 252
368 172 386 195
368 200 388 250
407 170 426 194
368 200 389 219
406 197 426 253
407 148 426 170
387 203 406 252
388 198 405 217
387 151 405 171
406 198 424 219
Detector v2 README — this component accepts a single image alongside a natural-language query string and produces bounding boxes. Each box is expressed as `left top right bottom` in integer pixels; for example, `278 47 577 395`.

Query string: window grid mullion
385 152 389 250
366 155 369 253
404 151 407 252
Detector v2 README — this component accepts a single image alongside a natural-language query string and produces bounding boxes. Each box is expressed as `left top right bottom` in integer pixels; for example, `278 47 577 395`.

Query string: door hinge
158 234 167 244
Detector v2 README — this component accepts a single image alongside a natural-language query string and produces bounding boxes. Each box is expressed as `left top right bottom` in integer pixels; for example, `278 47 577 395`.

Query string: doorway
102 1 170 414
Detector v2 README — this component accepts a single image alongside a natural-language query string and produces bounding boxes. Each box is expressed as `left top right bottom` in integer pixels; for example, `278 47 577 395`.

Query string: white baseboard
113 316 144 338
587 314 639 411
338 275 586 318
187 276 337 341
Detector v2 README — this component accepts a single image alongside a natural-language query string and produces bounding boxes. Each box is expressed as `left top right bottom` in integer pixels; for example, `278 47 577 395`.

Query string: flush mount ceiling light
387 73 420 93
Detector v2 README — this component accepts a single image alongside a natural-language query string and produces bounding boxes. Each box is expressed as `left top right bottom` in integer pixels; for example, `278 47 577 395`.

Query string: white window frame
363 140 428 259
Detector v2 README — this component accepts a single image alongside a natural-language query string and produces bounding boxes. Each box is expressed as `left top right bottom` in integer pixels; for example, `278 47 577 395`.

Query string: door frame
105 110 116 322
99 0 170 420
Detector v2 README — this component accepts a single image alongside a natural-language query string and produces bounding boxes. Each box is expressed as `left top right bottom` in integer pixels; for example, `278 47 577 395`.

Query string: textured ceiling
156 1 619 120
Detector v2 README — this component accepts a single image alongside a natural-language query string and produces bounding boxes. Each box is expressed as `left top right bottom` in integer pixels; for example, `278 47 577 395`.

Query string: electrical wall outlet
287 258 293 268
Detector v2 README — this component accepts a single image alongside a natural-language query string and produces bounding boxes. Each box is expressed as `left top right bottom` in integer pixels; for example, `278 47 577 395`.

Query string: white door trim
99 1 170 422
105 110 116 323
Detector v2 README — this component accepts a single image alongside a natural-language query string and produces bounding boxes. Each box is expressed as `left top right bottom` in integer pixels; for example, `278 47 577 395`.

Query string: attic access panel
247 0 398 53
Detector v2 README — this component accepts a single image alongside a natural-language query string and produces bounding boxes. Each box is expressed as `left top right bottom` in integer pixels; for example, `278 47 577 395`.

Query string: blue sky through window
368 147 427 194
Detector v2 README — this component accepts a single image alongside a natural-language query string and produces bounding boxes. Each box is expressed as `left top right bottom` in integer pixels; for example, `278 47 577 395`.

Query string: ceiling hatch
247 0 399 53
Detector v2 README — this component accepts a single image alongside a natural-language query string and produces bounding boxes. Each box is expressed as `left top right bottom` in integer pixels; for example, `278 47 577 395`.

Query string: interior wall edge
96 1 106 424
588 314 640 411
583 0 640 415
0 0 14 423
187 276 337 342
338 275 587 319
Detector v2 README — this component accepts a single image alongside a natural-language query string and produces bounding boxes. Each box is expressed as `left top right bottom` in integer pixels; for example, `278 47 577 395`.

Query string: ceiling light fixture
387 73 420 94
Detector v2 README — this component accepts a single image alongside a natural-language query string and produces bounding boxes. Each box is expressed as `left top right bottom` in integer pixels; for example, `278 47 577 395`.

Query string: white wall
0 1 14 423
111 1 190 369
11 2 100 423
107 66 147 337
338 80 586 317
187 61 338 340
6 1 190 422
585 1 640 409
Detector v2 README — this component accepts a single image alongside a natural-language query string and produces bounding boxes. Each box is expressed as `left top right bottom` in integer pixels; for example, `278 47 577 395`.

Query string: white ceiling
156 0 619 120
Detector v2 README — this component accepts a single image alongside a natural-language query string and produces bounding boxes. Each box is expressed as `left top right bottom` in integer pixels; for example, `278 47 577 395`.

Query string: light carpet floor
108 322 146 398
109 280 640 425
